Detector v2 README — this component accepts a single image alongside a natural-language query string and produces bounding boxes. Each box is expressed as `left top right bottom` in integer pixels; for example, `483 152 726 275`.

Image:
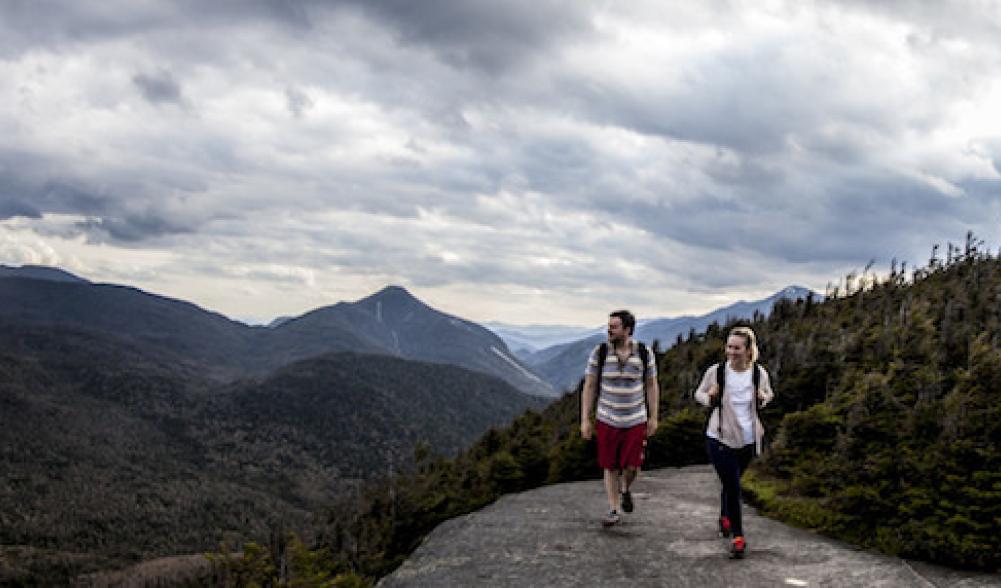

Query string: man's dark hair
609 309 636 335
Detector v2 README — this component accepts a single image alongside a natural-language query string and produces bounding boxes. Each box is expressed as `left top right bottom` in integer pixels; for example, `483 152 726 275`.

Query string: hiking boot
601 510 620 527
729 536 746 559
718 516 731 537
621 491 634 513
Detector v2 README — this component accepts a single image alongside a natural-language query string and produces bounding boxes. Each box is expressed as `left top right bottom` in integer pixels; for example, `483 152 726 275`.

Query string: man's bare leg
603 469 621 512
622 467 639 492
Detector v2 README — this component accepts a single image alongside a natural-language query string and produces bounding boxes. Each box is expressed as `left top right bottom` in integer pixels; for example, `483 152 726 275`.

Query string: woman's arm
757 367 774 407
693 365 718 407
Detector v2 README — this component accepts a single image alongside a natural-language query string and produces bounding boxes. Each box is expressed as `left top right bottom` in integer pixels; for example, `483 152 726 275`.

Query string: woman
694 326 774 558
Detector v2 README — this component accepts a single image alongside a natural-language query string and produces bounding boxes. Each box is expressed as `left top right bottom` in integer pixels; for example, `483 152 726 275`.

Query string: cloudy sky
2 1 1000 327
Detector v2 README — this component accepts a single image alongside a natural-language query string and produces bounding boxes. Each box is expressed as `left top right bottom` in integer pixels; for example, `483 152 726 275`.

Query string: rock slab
380 465 1000 587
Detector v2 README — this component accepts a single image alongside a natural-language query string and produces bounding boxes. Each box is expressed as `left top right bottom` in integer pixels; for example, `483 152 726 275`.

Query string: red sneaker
718 516 731 538
730 536 746 559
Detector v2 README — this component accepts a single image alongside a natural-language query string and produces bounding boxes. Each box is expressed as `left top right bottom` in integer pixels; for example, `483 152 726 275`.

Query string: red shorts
596 421 646 470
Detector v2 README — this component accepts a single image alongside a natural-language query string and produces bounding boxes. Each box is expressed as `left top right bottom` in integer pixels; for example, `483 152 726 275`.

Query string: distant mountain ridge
0 266 554 397
0 264 89 283
520 285 815 393
0 275 269 381
484 322 597 354
635 285 814 344
0 265 808 397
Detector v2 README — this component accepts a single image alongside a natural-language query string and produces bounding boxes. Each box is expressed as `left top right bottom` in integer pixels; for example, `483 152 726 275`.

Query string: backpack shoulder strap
715 361 726 405
752 362 761 391
714 361 725 434
592 343 608 413
596 342 608 373
637 342 651 414
637 341 649 381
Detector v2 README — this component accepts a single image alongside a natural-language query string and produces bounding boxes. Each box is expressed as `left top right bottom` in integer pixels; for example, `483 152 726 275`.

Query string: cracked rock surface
380 465 1000 587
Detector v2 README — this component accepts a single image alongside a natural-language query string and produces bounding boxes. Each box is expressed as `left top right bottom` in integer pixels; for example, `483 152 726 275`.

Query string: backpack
710 361 762 435
592 341 652 414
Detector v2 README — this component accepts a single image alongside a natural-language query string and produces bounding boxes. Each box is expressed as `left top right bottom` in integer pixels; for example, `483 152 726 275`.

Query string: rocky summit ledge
380 465 1000 588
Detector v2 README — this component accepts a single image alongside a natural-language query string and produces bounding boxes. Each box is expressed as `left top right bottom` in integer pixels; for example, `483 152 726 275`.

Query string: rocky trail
380 465 1000 587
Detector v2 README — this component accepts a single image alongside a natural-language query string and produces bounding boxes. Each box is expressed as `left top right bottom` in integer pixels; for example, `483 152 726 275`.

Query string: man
580 310 659 527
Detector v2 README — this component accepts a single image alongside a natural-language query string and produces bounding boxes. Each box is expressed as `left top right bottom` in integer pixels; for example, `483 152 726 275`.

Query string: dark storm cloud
610 169 977 268
562 76 794 157
77 214 195 243
0 200 39 219
337 0 594 73
34 181 110 216
260 0 313 29
961 177 1001 207
0 165 42 219
0 148 205 242
133 70 183 105
1 0 591 64
0 0 314 56
0 152 110 220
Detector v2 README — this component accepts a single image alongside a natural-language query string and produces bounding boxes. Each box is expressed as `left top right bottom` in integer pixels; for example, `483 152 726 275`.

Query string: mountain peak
773 285 814 300
363 284 421 305
375 284 412 297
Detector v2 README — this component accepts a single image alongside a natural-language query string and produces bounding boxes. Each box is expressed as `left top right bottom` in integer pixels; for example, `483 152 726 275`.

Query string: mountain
522 286 815 393
0 323 543 582
0 276 290 381
518 332 605 394
0 272 553 396
270 286 555 397
0 264 89 283
635 285 815 344
484 322 598 354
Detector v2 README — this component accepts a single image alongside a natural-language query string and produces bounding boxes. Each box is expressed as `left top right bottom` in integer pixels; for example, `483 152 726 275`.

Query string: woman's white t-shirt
725 363 755 445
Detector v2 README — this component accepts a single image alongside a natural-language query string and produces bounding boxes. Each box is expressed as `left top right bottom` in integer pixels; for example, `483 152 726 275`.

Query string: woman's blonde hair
728 326 759 363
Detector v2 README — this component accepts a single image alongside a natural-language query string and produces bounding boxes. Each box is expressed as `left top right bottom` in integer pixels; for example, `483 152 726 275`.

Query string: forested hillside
0 325 541 584
247 234 997 585
748 238 1001 570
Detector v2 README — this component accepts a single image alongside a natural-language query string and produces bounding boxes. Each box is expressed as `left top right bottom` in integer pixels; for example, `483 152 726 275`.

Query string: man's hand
581 420 593 440
646 419 658 437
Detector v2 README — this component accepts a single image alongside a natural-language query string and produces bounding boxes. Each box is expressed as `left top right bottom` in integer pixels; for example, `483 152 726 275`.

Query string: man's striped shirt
586 341 656 429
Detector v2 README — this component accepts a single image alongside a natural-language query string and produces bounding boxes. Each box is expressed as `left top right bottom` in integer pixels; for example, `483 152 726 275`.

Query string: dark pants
706 437 755 536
